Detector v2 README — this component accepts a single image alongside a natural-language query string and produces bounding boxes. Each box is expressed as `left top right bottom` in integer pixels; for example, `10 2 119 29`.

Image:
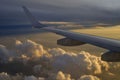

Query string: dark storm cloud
1 0 120 26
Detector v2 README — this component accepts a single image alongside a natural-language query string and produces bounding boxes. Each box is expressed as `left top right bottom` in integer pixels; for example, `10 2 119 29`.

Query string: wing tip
22 6 48 28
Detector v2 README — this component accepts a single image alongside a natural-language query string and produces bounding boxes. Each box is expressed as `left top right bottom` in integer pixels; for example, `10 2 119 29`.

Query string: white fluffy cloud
56 71 72 80
48 48 109 78
0 72 100 80
15 39 45 58
78 75 100 80
0 39 116 80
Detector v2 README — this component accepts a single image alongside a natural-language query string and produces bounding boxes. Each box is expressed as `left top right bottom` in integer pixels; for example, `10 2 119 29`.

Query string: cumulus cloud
15 39 45 58
0 72 45 80
0 45 10 63
0 72 11 80
56 71 72 80
78 75 100 80
0 72 23 80
0 39 118 80
0 71 100 80
48 49 109 78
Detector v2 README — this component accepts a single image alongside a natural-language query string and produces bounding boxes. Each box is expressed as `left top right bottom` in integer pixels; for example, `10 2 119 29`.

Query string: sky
1 0 120 26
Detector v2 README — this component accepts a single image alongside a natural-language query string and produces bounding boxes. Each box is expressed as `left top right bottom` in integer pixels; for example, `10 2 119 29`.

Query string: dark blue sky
1 0 120 26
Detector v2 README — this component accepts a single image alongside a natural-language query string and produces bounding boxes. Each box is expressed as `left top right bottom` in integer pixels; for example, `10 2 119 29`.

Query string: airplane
22 6 120 62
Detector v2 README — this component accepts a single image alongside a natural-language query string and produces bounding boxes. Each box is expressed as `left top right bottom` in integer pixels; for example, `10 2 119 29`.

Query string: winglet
22 6 47 28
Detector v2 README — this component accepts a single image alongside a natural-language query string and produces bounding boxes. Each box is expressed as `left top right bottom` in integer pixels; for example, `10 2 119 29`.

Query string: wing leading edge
23 7 120 61
43 27 120 52
22 6 120 53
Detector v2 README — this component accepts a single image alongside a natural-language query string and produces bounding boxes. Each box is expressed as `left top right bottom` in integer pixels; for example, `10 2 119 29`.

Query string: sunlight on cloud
15 39 46 59
0 39 119 80
78 75 100 80
41 21 83 29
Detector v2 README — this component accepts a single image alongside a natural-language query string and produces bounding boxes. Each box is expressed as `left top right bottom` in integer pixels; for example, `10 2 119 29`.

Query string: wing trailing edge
22 6 120 52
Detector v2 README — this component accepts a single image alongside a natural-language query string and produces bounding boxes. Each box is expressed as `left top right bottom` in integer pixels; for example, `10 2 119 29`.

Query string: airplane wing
22 6 120 62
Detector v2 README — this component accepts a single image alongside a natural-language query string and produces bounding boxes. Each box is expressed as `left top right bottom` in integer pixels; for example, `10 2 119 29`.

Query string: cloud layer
0 39 119 80
0 72 100 80
1 0 120 25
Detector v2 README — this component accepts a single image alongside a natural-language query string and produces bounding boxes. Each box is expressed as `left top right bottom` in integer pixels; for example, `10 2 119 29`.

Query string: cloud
24 76 41 80
78 75 100 80
1 0 120 25
0 72 45 80
0 71 72 80
0 45 10 63
0 39 119 80
56 71 72 80
15 39 45 58
47 49 109 78
1 0 120 9
15 40 109 78
0 72 11 80
0 71 100 80
41 21 83 29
